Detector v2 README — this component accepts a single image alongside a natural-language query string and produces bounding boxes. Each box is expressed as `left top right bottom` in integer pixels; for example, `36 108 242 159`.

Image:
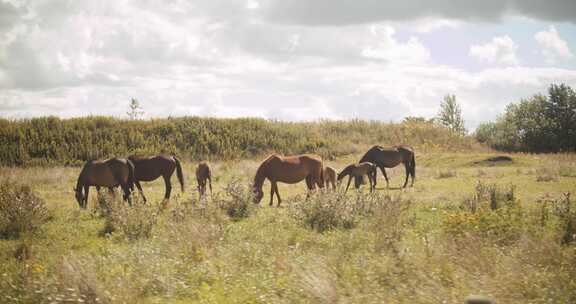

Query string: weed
0 181 49 239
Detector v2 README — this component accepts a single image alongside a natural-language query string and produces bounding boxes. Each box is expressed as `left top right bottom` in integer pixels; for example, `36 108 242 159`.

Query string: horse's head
74 187 84 208
252 186 263 204
337 167 349 182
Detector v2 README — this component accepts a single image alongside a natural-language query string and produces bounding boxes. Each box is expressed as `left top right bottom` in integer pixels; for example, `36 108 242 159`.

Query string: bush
291 191 358 232
216 180 256 220
552 193 575 245
436 169 457 179
291 191 410 233
100 193 158 240
444 182 522 244
0 181 49 239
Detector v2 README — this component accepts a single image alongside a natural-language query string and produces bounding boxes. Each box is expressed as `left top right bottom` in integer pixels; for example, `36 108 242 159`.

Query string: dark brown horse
323 166 337 191
196 161 212 198
359 145 416 188
74 158 135 209
337 162 377 193
253 154 324 206
128 155 184 201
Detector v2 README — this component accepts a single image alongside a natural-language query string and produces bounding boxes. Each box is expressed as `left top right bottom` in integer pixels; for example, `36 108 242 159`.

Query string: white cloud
469 36 519 66
362 25 430 64
534 25 573 64
1 0 576 132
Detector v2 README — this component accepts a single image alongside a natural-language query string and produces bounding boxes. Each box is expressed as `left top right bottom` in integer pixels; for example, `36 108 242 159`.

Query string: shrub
445 182 522 244
436 169 457 179
552 193 575 245
216 180 256 220
536 168 558 182
291 191 357 232
101 194 158 240
0 181 49 239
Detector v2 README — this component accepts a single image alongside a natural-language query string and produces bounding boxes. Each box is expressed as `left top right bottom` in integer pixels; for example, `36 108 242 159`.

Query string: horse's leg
274 182 281 207
83 185 90 209
269 181 275 206
163 174 172 200
402 162 410 188
135 181 147 203
305 176 314 200
378 164 390 188
121 184 132 206
345 176 352 193
368 173 374 192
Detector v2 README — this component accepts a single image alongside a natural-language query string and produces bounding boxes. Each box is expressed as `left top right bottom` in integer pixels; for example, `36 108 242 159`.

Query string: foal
196 162 212 199
323 166 337 190
337 162 377 193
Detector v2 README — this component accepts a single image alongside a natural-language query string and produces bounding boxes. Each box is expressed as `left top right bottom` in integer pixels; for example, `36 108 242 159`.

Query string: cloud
534 25 574 63
259 0 576 25
469 36 519 66
361 25 431 64
1 0 576 132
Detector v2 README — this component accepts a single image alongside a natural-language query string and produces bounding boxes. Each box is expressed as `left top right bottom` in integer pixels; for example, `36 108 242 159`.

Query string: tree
127 98 144 120
474 83 576 152
437 94 466 135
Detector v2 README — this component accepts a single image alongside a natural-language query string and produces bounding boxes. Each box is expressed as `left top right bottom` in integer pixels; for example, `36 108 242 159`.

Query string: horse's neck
253 165 267 190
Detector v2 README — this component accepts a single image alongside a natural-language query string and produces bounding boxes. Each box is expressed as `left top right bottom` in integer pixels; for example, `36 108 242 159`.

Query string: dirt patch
472 156 513 166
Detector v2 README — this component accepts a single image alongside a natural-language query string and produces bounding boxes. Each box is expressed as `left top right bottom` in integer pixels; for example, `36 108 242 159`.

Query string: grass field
1 151 575 303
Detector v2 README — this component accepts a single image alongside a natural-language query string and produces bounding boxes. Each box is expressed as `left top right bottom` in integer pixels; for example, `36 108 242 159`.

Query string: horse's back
82 158 129 186
196 162 210 179
129 155 175 181
264 154 323 183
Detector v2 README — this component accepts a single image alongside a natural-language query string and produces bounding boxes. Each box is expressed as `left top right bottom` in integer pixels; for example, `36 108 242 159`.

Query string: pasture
1 151 575 303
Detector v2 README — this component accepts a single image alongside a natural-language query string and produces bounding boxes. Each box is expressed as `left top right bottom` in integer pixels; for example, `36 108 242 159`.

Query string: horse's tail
411 152 416 181
126 159 135 192
174 156 185 192
320 160 325 188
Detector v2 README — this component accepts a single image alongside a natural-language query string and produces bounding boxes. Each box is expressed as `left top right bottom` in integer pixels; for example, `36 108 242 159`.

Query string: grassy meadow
1 149 575 303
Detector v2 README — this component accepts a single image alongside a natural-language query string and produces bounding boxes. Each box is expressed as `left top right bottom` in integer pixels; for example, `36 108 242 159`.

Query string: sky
1 0 575 130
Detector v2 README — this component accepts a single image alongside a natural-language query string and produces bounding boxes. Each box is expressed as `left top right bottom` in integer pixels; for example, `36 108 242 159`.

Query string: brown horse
358 145 416 188
323 166 337 190
196 161 212 198
253 154 324 206
74 158 135 209
128 155 184 202
337 162 377 193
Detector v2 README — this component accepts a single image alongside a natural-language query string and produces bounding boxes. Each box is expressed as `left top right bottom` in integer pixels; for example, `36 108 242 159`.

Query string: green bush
216 180 256 220
100 193 158 240
0 181 50 238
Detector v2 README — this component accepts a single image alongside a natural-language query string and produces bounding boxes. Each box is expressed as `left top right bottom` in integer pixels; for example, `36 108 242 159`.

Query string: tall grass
0 116 480 166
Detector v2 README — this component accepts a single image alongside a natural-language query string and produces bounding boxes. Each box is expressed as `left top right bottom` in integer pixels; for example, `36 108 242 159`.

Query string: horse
323 166 337 191
196 161 212 199
128 155 184 202
358 145 416 188
74 158 135 209
337 162 377 193
253 154 324 206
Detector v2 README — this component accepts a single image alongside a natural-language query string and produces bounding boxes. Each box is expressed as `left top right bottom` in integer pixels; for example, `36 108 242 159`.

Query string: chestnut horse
323 166 337 191
358 145 416 188
253 154 324 206
337 162 377 193
128 155 184 202
74 158 135 209
196 161 212 198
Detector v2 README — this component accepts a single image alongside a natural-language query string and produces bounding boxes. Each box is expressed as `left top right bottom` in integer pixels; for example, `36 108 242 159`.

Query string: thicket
0 116 477 166
475 83 576 152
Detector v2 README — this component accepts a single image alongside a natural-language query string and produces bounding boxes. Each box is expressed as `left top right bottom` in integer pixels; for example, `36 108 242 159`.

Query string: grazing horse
128 155 184 202
253 154 324 206
323 166 337 190
359 145 416 188
74 158 135 209
337 162 377 193
196 161 212 198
